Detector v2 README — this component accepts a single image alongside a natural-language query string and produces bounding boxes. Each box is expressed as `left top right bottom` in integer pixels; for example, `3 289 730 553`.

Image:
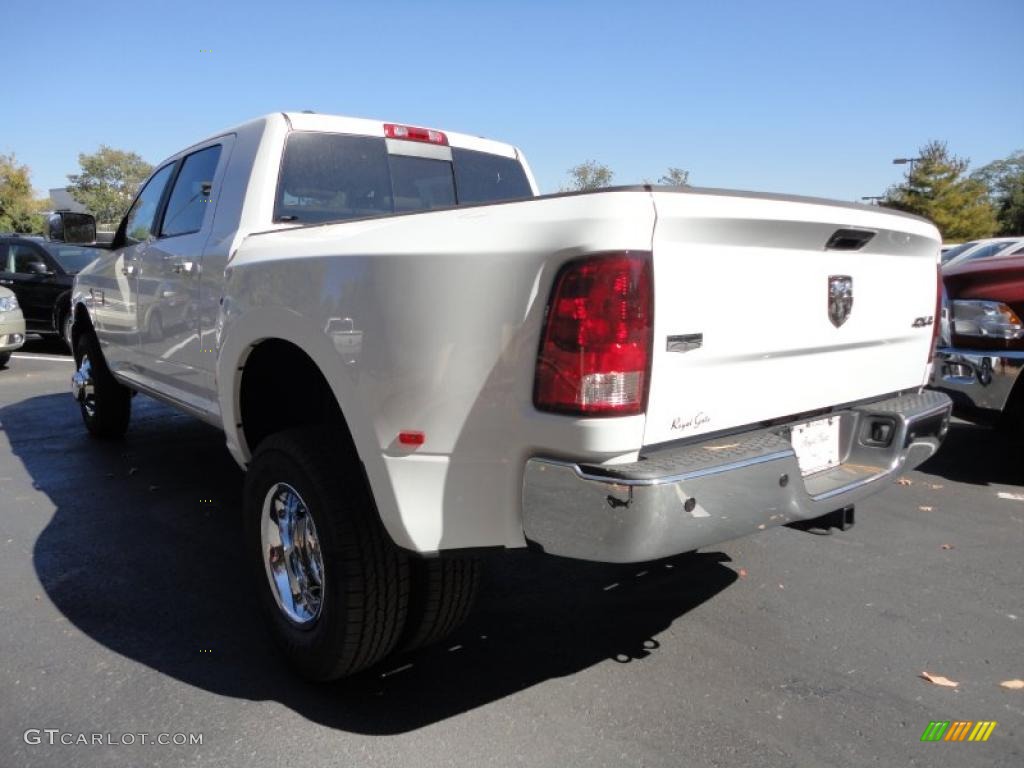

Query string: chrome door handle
0 278 11 285
172 260 196 275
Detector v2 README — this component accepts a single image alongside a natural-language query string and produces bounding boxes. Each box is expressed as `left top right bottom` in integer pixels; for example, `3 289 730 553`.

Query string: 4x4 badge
828 275 853 328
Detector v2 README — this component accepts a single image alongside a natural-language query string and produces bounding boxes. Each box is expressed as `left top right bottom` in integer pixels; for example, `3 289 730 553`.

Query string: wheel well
238 339 354 455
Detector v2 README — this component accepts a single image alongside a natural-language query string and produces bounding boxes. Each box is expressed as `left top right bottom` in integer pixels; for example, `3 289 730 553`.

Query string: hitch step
786 505 855 534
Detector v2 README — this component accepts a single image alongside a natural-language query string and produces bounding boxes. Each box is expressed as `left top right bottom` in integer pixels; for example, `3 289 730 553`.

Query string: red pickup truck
932 253 1024 430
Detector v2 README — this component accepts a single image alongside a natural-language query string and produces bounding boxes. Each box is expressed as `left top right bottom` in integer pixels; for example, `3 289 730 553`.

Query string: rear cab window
452 148 533 205
389 155 456 212
274 131 532 225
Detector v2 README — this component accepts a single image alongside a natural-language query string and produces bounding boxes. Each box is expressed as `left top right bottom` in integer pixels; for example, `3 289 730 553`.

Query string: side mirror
47 211 97 244
26 262 54 276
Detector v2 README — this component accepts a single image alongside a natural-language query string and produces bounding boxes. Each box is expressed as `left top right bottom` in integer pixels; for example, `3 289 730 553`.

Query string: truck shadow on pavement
6 393 738 735
915 421 1023 487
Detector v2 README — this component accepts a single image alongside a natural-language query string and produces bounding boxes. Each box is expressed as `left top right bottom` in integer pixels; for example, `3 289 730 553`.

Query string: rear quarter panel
219 191 656 552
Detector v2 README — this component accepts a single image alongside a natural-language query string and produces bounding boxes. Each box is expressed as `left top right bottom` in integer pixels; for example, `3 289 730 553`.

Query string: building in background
48 188 89 213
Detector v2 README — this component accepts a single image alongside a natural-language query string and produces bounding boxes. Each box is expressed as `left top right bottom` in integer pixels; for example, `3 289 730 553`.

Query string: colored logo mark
921 721 997 742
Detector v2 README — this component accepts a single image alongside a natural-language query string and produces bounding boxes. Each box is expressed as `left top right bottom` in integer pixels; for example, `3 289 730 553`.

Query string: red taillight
384 123 448 146
930 264 942 363
534 253 653 416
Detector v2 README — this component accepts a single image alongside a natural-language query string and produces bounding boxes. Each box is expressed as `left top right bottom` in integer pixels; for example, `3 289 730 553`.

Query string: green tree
972 150 1024 235
658 167 690 186
883 141 997 241
0 153 45 233
67 146 152 226
564 160 614 191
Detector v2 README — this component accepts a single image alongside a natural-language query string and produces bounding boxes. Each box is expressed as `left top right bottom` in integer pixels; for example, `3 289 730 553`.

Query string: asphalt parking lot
1 340 1021 768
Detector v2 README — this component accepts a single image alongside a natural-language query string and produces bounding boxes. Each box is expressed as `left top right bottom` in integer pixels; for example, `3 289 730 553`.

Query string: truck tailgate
643 190 940 448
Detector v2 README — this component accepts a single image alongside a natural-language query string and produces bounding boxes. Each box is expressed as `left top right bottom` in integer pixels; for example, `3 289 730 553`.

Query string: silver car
0 286 26 368
941 237 1023 268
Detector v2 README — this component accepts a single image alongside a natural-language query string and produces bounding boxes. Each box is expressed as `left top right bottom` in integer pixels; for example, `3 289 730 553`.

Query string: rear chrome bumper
522 391 952 563
930 347 1024 415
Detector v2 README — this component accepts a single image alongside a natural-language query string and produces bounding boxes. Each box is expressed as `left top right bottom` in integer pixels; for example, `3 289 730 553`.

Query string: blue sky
2 0 1021 200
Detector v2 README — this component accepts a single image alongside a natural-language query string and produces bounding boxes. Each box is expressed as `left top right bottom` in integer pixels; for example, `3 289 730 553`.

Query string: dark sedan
0 235 101 345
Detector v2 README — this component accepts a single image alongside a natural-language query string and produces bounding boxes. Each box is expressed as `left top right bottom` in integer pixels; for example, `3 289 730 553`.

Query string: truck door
96 162 176 372
135 142 227 404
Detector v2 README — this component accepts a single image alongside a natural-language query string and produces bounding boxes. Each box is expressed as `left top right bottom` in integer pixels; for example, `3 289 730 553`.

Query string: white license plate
791 417 840 477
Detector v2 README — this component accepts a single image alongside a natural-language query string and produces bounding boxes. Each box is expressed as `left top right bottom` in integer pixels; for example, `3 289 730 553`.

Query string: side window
969 242 1017 261
161 145 223 237
11 244 50 275
123 163 175 245
968 244 994 261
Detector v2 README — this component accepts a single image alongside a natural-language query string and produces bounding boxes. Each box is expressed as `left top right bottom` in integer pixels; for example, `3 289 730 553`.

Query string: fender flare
217 306 415 550
69 298 94 339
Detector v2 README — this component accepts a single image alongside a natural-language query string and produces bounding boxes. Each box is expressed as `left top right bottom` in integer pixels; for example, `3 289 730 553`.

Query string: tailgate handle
667 333 704 353
825 228 875 251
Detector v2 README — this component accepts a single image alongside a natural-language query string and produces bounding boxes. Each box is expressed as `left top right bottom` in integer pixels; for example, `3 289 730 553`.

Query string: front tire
244 428 409 681
0 351 10 369
73 331 131 439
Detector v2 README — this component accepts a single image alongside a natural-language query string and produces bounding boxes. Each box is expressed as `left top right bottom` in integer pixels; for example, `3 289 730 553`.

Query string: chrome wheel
72 355 96 419
261 482 325 625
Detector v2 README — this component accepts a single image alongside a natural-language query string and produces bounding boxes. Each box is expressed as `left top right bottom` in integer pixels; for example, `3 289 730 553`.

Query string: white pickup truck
64 112 952 681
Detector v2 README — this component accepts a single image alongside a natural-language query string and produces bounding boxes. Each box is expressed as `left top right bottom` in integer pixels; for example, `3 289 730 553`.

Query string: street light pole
893 157 923 171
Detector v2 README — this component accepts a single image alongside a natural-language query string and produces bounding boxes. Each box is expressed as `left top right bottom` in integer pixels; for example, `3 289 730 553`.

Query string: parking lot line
10 354 74 363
